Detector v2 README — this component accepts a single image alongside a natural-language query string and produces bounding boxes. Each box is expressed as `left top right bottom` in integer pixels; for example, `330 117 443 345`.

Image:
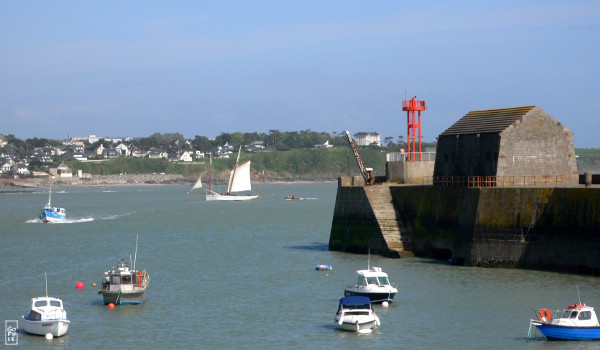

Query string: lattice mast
402 93 426 161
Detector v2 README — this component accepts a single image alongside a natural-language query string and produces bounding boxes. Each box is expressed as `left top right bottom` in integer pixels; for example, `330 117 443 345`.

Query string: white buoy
382 301 389 308
45 333 53 340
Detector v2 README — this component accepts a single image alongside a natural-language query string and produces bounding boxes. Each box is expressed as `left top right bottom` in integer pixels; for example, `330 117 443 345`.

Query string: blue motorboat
530 303 600 340
39 186 67 223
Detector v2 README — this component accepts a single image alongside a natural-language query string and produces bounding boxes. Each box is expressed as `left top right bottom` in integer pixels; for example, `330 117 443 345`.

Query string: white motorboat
344 266 398 303
21 273 70 337
335 296 380 333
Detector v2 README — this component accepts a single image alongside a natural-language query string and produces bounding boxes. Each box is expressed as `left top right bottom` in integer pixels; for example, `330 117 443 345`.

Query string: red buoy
75 281 84 289
108 302 115 309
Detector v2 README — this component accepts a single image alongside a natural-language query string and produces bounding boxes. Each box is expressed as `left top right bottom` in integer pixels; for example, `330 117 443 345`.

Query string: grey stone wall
497 108 578 183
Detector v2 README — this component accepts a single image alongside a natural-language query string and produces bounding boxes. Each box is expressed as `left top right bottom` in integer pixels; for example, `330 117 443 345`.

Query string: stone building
433 106 578 186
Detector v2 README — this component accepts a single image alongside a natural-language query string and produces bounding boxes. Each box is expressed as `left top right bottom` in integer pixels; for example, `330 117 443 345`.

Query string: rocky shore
0 173 338 191
0 174 193 189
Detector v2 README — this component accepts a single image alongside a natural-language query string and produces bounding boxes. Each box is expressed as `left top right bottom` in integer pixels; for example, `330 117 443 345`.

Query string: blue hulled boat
39 186 67 223
530 303 600 340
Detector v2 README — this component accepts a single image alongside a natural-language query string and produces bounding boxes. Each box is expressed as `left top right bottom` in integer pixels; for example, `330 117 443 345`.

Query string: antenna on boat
368 248 370 270
577 285 582 305
45 271 48 297
133 234 138 271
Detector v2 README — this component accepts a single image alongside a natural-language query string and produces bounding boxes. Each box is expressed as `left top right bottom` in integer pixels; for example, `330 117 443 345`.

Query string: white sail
229 160 252 193
191 176 203 190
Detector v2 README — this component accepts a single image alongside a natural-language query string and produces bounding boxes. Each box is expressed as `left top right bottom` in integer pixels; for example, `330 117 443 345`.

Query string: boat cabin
100 260 143 291
355 267 393 287
46 207 66 215
550 304 600 327
25 297 66 321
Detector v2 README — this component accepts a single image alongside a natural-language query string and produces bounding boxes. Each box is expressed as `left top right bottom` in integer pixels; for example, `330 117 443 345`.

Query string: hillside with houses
0 131 402 181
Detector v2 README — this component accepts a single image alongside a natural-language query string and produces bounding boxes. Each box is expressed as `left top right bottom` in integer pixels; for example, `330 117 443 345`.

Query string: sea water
1 183 600 349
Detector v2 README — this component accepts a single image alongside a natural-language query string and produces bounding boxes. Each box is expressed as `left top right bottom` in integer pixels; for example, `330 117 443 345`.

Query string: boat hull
21 317 70 337
536 323 600 340
343 289 396 303
99 289 147 305
206 193 258 201
40 212 66 223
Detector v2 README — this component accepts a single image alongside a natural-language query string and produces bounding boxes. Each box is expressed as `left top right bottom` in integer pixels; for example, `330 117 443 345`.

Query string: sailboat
205 146 262 201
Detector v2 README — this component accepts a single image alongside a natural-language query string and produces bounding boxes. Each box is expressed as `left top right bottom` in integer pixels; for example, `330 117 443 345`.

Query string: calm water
2 183 600 349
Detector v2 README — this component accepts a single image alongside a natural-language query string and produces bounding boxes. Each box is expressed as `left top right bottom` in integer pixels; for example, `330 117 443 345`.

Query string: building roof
440 106 536 136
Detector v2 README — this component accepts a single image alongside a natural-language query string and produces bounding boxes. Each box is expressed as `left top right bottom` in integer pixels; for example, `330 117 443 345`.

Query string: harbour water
1 182 600 349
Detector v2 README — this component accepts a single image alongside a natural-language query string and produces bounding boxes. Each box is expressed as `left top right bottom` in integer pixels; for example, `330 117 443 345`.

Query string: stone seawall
330 181 600 274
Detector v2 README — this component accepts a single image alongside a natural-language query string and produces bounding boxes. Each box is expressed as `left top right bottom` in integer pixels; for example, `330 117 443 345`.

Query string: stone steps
364 184 414 257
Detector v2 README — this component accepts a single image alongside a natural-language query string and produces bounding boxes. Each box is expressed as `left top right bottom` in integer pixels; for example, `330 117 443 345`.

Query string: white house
95 144 105 156
353 132 381 146
1 163 12 174
314 140 333 148
178 151 193 162
115 143 130 156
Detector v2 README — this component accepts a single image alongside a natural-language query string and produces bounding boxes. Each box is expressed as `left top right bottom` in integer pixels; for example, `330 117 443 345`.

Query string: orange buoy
75 281 84 289
538 308 551 320
108 302 115 309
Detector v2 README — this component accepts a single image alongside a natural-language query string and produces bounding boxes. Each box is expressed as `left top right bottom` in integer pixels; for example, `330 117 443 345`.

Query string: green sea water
1 183 600 349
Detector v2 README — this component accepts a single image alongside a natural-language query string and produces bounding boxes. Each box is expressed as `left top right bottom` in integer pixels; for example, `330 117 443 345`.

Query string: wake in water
27 218 94 224
27 212 130 224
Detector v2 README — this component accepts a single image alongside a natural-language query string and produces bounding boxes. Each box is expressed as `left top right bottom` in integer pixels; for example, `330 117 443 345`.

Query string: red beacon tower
402 95 426 161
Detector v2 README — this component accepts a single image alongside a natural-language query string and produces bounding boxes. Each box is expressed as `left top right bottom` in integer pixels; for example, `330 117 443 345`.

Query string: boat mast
45 271 48 297
256 170 265 195
209 153 213 192
133 234 138 271
48 184 52 205
227 146 242 194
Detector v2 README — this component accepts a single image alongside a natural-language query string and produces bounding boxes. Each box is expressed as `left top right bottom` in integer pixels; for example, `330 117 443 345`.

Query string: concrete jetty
329 177 600 275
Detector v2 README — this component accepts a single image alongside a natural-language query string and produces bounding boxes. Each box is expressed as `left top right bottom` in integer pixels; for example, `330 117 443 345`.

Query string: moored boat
98 235 150 305
21 273 70 337
530 303 600 340
335 296 380 333
344 266 398 303
98 259 150 305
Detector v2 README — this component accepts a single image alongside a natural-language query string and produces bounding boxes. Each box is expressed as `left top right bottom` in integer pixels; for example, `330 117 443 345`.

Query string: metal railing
432 175 569 188
386 152 436 162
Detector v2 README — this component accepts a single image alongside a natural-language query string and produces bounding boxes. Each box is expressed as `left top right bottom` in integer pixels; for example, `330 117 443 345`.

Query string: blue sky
1 1 599 147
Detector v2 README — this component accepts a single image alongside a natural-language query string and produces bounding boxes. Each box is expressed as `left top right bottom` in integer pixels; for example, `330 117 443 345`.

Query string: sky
1 1 599 147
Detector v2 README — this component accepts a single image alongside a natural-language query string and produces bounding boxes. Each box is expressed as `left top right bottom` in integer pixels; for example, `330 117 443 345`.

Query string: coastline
0 173 338 192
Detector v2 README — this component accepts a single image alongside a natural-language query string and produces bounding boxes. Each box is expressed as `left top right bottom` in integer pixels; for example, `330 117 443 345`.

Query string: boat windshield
378 276 390 285
34 300 47 307
357 276 367 286
367 277 378 285
49 300 61 307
